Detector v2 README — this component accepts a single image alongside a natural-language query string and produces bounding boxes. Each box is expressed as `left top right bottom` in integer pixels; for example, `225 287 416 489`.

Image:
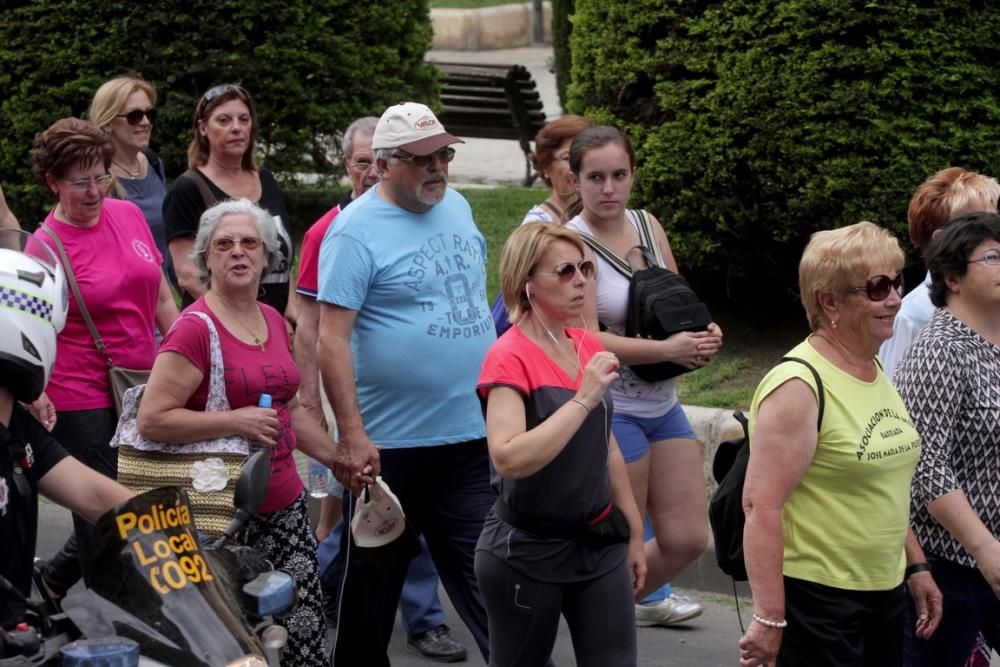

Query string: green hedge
567 0 1000 298
551 0 575 112
0 0 437 228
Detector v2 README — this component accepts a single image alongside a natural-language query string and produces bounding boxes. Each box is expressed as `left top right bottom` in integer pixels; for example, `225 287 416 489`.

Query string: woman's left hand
628 535 646 597
907 570 943 639
738 620 781 667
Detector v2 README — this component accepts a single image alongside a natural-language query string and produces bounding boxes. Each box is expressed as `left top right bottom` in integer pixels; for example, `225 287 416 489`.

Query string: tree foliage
567 0 1000 297
0 0 437 226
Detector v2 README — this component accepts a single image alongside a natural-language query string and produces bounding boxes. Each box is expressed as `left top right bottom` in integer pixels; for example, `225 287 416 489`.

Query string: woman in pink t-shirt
136 198 349 667
30 117 178 594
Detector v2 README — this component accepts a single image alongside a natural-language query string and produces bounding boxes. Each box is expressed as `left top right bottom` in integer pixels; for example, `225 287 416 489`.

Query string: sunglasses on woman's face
212 236 262 252
116 107 156 125
538 260 595 282
848 273 904 301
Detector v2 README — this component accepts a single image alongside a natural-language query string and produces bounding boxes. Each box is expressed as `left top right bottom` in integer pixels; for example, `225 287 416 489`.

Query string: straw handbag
111 311 250 536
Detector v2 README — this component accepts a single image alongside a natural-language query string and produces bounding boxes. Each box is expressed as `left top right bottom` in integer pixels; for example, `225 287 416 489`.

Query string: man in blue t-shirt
317 102 495 666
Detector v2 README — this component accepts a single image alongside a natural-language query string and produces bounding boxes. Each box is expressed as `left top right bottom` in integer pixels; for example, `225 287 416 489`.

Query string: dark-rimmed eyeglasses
212 236 262 252
116 107 157 126
391 147 456 168
848 273 904 301
536 260 595 282
59 174 113 191
968 250 1000 266
198 84 252 116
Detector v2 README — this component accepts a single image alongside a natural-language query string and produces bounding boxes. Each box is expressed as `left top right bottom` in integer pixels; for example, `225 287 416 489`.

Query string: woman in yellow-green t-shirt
737 222 943 667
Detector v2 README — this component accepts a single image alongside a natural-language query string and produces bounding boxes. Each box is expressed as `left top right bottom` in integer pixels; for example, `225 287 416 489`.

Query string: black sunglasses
116 107 156 125
198 84 252 115
848 273 904 301
538 260 595 282
391 147 456 168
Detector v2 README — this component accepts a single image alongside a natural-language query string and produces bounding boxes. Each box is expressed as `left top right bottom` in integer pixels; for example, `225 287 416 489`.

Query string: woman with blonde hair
89 76 172 283
477 222 645 665
739 221 942 666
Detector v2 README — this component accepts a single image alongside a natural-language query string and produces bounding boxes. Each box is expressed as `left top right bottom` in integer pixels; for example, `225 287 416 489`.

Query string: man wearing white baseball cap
317 102 495 666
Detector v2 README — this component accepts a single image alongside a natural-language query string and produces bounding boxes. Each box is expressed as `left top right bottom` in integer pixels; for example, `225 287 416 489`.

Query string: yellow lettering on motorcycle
118 498 213 595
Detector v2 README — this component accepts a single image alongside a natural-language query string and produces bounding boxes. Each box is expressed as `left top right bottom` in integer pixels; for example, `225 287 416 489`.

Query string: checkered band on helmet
0 285 54 321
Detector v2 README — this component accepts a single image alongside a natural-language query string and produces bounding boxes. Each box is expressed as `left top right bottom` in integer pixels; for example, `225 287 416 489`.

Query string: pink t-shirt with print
36 198 162 411
159 298 304 514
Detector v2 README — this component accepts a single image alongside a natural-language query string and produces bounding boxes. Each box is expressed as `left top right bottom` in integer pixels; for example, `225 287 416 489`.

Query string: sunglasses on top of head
847 273 904 301
536 260 595 282
198 84 252 115
116 107 157 125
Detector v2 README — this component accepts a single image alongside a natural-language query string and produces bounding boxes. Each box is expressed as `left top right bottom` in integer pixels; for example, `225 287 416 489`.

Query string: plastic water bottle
308 459 330 499
250 394 273 455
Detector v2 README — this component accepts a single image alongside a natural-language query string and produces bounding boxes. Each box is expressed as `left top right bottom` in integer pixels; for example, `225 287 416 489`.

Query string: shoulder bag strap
539 199 563 222
142 148 166 183
39 224 110 364
780 356 826 430
182 310 232 411
576 230 633 279
182 168 220 209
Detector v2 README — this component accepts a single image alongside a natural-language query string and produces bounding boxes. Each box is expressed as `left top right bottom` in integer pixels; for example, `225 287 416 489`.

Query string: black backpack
577 210 713 383
708 356 824 581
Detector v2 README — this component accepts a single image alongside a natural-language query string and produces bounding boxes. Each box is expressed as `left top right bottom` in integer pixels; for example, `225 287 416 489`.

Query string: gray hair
189 198 280 286
342 116 378 158
373 147 396 177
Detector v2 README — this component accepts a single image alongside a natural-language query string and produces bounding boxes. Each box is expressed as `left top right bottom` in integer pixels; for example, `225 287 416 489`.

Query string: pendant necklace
217 297 266 352
111 158 141 179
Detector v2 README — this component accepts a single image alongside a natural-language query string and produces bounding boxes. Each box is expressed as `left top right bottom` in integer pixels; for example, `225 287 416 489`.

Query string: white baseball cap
351 477 420 569
372 102 464 156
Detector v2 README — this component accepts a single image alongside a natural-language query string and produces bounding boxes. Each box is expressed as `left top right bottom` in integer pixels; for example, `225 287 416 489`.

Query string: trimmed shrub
567 0 1000 298
0 0 437 227
551 0 575 112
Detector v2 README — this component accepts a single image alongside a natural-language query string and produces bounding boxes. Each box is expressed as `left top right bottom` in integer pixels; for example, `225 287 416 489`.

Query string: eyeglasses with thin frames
59 174 113 191
847 273 904 301
391 147 456 168
535 260 595 283
116 107 157 125
968 250 1000 266
349 159 374 173
212 237 263 252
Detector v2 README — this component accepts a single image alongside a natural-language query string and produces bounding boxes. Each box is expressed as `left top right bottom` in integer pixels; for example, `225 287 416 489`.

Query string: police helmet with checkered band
0 229 67 402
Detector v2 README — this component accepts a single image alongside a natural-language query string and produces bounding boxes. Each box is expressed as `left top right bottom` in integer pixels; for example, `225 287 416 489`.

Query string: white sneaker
635 594 704 627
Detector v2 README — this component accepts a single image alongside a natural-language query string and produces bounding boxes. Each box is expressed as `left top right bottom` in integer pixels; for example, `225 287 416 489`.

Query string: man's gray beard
415 176 448 207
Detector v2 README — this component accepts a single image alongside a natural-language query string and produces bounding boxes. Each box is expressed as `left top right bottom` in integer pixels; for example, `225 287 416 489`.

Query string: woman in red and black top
476 223 645 666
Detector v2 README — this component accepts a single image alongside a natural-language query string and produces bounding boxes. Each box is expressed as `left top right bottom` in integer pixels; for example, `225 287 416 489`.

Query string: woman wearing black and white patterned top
896 211 1000 667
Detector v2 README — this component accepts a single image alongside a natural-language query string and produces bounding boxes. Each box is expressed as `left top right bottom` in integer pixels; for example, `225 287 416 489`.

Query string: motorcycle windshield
65 487 263 666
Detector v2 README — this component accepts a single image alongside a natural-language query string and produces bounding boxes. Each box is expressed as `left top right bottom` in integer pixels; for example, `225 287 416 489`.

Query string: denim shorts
611 401 695 463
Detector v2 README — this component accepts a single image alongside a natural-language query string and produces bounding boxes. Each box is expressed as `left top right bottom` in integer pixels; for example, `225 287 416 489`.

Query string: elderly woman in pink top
31 117 178 590
136 198 355 667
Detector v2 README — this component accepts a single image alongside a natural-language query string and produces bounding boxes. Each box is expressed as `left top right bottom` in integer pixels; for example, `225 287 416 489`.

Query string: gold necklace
215 296 265 352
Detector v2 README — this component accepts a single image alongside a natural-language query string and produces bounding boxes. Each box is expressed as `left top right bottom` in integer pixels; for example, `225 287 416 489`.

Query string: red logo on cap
415 116 437 130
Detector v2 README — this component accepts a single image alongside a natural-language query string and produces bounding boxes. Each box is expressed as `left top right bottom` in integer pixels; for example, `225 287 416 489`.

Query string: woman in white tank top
565 126 724 625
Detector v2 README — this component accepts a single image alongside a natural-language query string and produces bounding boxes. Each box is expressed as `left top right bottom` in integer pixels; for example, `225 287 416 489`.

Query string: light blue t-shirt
878 272 935 381
317 185 495 447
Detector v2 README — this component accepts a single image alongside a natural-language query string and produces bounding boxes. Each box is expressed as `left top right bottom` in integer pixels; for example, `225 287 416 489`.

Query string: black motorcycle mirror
211 450 271 549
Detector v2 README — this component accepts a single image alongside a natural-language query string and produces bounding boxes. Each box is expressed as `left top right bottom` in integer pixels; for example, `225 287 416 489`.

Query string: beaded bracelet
570 399 592 413
752 613 788 629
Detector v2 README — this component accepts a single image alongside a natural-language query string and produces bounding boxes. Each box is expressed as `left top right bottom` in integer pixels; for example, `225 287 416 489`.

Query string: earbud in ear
526 283 534 297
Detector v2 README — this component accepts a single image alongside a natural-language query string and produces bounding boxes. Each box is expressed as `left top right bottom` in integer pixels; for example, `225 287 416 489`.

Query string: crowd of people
1 73 1000 667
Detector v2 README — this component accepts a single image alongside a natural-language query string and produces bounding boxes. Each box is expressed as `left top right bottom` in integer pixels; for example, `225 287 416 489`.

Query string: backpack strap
576 230 633 278
142 148 166 183
630 209 666 268
779 356 826 429
182 168 220 209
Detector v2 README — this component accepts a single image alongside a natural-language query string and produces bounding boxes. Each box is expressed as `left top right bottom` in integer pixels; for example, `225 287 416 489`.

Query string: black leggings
474 550 636 667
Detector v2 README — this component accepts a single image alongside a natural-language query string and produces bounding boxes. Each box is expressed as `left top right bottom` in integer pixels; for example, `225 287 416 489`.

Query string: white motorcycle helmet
0 228 68 402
